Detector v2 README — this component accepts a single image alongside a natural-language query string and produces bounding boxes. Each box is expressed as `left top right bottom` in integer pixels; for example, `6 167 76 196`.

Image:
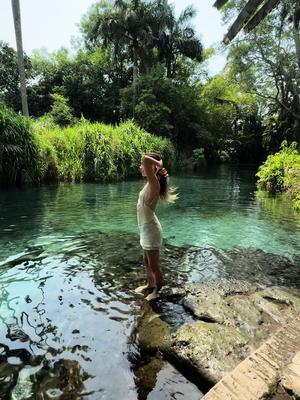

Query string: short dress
137 189 163 251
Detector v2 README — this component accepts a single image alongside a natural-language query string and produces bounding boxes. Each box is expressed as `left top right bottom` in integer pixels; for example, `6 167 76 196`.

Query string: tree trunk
11 0 29 116
293 6 300 73
132 46 139 119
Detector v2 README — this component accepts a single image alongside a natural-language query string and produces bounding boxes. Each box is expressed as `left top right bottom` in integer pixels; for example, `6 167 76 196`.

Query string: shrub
49 93 75 127
256 141 300 211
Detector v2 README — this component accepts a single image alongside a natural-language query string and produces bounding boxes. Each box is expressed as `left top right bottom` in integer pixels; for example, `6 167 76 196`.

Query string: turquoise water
0 165 299 399
1 165 299 262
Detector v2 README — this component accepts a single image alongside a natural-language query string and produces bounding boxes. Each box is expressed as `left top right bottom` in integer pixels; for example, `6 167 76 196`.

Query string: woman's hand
157 167 168 178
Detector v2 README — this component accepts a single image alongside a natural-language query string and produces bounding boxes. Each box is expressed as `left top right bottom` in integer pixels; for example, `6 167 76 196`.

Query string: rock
220 248 300 287
135 357 163 393
251 287 300 326
158 280 300 385
136 307 171 352
163 320 252 384
0 362 19 399
32 359 90 396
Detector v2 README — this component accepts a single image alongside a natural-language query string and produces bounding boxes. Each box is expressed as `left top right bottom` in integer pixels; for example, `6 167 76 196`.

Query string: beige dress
137 187 162 250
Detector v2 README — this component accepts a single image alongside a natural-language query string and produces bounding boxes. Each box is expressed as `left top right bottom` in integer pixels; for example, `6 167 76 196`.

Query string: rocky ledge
135 278 300 392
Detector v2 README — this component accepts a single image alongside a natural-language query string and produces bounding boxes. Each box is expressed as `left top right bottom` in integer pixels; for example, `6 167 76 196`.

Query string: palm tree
153 2 203 77
11 0 29 116
83 0 203 114
86 0 153 117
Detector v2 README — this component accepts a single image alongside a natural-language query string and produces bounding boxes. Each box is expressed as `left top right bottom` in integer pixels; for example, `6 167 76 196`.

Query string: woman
135 152 177 301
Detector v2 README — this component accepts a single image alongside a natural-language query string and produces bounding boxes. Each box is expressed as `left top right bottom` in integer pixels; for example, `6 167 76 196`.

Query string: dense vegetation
0 104 173 185
256 142 300 211
0 0 299 207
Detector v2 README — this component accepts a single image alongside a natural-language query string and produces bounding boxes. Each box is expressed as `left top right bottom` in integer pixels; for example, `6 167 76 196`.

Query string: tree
0 41 31 110
49 92 74 127
121 63 206 151
11 0 29 115
214 0 300 72
81 0 155 116
153 2 203 77
219 0 300 152
80 0 203 113
29 47 120 122
199 74 263 161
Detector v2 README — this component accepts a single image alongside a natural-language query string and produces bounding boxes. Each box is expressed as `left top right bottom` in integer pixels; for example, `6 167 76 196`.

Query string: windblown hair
147 152 178 203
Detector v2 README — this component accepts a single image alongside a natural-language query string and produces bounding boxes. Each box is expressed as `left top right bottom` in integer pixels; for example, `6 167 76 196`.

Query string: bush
49 93 75 127
256 141 300 211
0 105 39 185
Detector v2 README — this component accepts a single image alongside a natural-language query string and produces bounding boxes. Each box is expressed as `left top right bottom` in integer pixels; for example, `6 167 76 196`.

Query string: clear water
1 165 299 262
0 165 299 399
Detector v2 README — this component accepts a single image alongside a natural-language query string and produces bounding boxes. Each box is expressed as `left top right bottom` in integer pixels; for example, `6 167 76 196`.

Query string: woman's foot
134 284 155 295
145 287 160 301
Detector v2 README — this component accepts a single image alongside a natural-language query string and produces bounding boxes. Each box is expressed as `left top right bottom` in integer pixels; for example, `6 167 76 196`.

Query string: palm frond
178 5 196 25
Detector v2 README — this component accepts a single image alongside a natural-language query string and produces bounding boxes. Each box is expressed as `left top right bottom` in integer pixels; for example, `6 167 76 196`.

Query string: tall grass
256 141 300 211
0 106 175 185
0 105 39 185
33 118 175 183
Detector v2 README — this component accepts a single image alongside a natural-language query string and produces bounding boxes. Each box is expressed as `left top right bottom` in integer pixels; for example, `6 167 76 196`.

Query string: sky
0 0 227 75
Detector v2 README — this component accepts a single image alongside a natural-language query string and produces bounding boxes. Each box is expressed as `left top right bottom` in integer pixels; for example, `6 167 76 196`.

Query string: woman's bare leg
145 250 163 301
135 251 155 294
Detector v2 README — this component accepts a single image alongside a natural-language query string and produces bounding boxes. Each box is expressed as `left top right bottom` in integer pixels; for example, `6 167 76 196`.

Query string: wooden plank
222 0 265 43
244 0 282 32
213 0 230 10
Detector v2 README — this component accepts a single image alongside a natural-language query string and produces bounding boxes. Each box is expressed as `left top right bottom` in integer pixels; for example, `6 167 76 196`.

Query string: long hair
147 152 178 203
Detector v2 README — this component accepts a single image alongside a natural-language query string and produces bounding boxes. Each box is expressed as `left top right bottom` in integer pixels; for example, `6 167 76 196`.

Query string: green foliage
220 1 300 153
0 0 272 164
33 119 174 183
263 114 299 153
81 0 203 78
199 74 262 162
256 141 300 211
0 105 39 185
29 47 118 122
49 93 75 127
121 64 204 150
0 41 32 112
134 91 173 138
294 195 300 212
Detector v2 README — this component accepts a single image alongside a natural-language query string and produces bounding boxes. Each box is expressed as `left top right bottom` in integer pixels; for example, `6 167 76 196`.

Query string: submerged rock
134 305 171 353
31 358 91 398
